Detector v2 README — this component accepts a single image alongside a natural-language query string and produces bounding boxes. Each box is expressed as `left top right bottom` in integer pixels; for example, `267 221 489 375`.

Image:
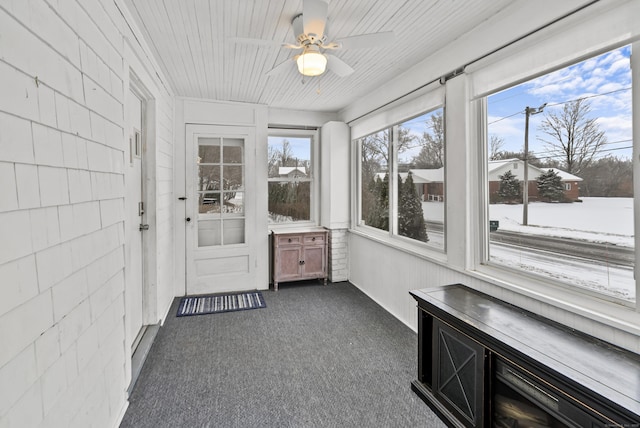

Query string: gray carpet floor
120 281 446 428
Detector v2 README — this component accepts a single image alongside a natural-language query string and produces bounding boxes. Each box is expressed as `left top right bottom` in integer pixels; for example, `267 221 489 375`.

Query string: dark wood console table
410 284 640 428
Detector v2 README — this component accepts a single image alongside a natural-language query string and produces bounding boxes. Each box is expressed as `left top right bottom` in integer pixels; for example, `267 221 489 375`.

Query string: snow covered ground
489 197 633 247
490 197 634 301
422 197 635 301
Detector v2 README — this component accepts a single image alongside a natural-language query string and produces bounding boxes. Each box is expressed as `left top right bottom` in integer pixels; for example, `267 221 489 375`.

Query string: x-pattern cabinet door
432 319 487 428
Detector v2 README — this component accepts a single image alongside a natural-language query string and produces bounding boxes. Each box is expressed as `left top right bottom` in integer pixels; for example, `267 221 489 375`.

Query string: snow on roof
409 168 444 183
552 169 583 181
488 158 519 172
279 166 307 176
488 159 582 181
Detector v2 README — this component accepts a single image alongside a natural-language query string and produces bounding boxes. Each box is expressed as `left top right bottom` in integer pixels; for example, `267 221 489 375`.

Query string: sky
488 45 632 161
268 135 311 161
276 45 632 164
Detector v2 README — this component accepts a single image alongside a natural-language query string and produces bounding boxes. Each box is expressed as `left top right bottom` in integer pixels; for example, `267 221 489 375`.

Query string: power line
532 145 632 162
544 86 631 109
488 110 523 125
488 86 631 125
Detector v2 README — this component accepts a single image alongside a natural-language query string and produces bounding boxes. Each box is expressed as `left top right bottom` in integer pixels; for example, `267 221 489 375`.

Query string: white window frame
464 6 640 333
267 128 319 228
353 104 447 256
350 81 445 258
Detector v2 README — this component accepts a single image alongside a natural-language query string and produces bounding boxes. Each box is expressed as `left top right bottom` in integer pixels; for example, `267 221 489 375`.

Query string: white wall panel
0 0 175 426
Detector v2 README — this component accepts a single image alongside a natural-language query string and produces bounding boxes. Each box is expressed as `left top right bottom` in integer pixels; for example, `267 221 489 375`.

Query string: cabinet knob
288 238 292 243
299 260 305 265
312 237 316 241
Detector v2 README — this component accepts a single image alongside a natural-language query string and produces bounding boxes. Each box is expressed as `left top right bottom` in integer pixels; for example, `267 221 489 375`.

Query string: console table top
410 284 640 417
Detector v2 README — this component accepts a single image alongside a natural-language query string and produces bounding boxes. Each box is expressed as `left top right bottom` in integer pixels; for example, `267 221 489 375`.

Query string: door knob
186 217 191 222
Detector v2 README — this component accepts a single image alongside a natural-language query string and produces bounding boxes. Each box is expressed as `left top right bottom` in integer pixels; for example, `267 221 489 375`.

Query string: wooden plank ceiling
124 0 512 113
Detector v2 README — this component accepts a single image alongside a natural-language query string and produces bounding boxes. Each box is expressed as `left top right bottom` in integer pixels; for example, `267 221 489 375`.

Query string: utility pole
523 103 546 226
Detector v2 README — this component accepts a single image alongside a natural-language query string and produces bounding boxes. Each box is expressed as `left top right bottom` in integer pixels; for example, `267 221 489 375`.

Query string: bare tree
489 135 505 160
412 111 444 168
360 129 391 182
268 139 294 176
361 126 416 176
537 99 606 175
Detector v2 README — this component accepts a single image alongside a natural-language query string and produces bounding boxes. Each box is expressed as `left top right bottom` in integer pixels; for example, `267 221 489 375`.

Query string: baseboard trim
127 323 160 396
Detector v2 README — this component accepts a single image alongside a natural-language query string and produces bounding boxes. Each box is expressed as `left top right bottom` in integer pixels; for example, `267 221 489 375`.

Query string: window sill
350 226 448 265
468 264 640 340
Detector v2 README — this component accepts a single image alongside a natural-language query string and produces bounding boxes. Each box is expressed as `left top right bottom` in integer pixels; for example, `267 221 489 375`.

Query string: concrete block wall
328 229 349 282
0 1 174 427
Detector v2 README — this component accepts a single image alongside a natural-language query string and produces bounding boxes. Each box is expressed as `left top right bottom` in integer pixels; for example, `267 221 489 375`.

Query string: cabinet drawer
303 234 325 245
277 235 301 246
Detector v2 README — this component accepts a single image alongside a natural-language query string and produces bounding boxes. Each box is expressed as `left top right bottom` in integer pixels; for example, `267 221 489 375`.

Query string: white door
185 124 257 294
125 89 145 351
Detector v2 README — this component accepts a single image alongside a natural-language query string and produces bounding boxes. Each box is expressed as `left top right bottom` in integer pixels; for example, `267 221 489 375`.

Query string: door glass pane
198 165 220 191
199 192 221 214
198 219 221 246
199 138 221 163
223 165 243 190
223 191 244 215
223 141 243 163
197 136 246 247
223 218 245 244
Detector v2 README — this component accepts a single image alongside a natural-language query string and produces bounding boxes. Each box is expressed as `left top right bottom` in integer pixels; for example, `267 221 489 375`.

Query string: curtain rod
346 0 600 125
268 125 319 131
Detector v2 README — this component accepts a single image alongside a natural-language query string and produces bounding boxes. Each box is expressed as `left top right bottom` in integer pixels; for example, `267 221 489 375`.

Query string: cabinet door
276 246 302 281
433 319 487 428
301 245 325 277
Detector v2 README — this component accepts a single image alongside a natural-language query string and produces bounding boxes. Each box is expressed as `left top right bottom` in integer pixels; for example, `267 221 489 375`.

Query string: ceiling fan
234 0 395 78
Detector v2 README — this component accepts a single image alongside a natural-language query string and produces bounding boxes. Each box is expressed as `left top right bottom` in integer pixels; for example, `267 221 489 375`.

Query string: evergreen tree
537 169 565 202
366 174 389 231
398 172 429 242
498 170 521 203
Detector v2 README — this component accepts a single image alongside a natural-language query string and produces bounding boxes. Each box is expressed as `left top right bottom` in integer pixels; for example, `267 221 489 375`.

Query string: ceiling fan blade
266 58 294 76
303 0 328 39
335 31 395 49
326 54 354 77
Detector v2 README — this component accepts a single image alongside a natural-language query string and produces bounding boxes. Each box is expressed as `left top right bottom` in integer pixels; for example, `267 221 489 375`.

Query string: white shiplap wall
0 1 175 427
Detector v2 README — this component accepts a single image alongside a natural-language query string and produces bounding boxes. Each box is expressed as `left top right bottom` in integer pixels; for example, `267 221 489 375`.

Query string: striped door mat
177 291 266 317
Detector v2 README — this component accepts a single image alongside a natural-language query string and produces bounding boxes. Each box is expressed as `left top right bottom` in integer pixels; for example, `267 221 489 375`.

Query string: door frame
126 83 147 352
185 124 258 295
124 69 159 340
174 99 270 296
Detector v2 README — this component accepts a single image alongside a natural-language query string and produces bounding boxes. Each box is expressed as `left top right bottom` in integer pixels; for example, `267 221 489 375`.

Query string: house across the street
488 159 582 202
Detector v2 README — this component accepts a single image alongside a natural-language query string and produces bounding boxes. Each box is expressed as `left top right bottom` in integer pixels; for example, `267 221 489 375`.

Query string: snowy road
489 241 635 302
490 230 634 267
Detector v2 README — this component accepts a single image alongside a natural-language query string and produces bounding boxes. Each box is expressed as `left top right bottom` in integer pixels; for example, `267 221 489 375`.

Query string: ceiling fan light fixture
296 46 327 76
